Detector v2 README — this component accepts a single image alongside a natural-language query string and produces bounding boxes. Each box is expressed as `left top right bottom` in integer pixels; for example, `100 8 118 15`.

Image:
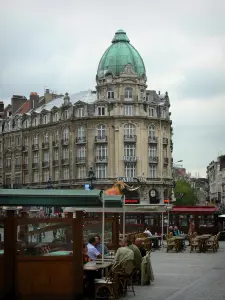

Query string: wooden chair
205 235 217 253
95 265 120 300
215 232 220 251
190 236 199 253
114 260 136 297
165 234 177 252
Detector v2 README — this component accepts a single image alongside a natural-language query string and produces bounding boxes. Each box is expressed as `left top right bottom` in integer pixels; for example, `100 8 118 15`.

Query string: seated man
95 234 109 255
144 227 152 236
135 238 146 257
112 239 134 270
87 236 102 261
128 240 142 270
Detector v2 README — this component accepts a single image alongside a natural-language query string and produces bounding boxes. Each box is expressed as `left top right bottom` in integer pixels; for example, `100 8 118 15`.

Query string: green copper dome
97 29 146 78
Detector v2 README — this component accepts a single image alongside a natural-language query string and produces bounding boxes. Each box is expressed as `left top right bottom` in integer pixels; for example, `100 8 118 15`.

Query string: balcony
164 157 169 165
95 136 107 143
32 163 39 169
52 140 59 148
61 158 69 165
61 139 69 146
22 164 28 169
42 142 49 149
42 161 49 168
148 136 158 144
124 135 137 143
95 156 108 163
163 137 168 144
53 160 59 167
32 144 39 151
76 157 86 164
148 156 159 164
22 145 28 152
123 156 138 163
76 137 86 144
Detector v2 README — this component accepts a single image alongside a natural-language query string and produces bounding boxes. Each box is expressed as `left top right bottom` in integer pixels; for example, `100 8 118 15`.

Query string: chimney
158 91 160 95
45 89 50 94
30 92 39 109
0 102 4 118
11 95 27 114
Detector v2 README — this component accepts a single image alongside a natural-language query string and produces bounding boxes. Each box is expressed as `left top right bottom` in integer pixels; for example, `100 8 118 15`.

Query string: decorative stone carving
121 64 137 76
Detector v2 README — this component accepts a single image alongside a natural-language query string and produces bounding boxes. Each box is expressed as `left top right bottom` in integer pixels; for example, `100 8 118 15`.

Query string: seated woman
83 243 92 264
173 226 180 236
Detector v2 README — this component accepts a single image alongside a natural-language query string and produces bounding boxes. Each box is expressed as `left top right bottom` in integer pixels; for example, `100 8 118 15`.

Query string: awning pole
161 211 164 247
102 192 105 264
123 195 126 241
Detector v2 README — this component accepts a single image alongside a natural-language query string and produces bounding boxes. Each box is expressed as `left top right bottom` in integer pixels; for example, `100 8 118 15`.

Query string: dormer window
161 109 166 119
43 115 48 125
64 110 68 119
98 106 105 116
149 107 156 117
125 87 133 99
24 120 29 129
107 88 114 99
32 117 38 127
53 112 59 122
77 107 85 117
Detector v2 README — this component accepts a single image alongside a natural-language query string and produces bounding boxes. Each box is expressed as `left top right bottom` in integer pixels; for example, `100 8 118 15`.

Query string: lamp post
87 167 96 190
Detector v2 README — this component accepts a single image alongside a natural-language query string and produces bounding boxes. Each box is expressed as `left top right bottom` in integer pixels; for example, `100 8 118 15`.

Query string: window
149 125 156 138
43 170 49 182
64 110 68 119
54 168 59 181
124 105 133 116
54 130 59 141
77 166 86 179
161 109 166 119
107 88 114 99
62 128 69 140
149 165 157 178
33 171 39 183
43 115 48 124
96 164 107 179
16 136 20 146
33 153 38 163
54 150 59 160
77 146 86 158
149 107 156 117
32 117 38 127
43 151 49 162
162 126 167 138
6 158 11 167
125 164 136 177
33 134 38 145
63 148 69 159
24 120 29 128
43 132 48 143
24 156 28 165
96 145 108 157
24 172 29 184
63 167 69 180
148 145 157 157
77 107 85 117
54 112 59 122
198 215 214 228
96 124 106 138
98 106 105 116
124 124 136 136
24 136 28 146
15 156 21 166
124 144 136 157
124 87 133 99
77 126 85 138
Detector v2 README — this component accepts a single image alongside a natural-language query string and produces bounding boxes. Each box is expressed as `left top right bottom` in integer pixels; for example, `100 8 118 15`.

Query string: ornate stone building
0 29 174 205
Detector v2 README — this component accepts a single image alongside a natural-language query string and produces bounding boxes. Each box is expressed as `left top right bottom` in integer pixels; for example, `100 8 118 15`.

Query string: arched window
43 115 48 124
24 120 29 129
149 125 156 138
32 117 38 127
107 88 114 99
124 87 133 99
77 126 85 138
33 134 38 145
124 124 136 136
43 132 48 143
62 127 69 140
96 124 106 138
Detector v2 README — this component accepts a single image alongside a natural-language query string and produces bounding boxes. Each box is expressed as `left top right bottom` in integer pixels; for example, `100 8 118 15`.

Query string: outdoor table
196 235 211 253
149 235 162 248
44 251 72 256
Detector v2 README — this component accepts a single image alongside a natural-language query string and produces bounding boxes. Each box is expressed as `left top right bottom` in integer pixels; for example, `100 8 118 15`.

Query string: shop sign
125 199 140 204
117 176 146 183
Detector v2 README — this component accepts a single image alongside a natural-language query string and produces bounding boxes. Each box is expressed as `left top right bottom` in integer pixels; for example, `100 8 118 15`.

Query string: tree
174 179 198 206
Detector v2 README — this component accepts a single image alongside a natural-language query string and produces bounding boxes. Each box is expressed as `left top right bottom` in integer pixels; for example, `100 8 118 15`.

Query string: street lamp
87 167 96 190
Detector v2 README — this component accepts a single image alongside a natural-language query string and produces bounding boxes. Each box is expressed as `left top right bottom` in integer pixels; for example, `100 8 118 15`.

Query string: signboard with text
125 199 140 204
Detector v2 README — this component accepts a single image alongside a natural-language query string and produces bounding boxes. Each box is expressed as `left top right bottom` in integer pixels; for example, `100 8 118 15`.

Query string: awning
172 206 219 213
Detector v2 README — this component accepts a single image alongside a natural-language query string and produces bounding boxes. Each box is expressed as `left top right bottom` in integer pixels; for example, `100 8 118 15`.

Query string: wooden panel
17 258 73 298
0 256 4 292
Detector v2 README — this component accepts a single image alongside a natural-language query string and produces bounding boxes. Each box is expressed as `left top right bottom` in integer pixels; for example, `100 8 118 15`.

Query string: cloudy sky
1 0 225 177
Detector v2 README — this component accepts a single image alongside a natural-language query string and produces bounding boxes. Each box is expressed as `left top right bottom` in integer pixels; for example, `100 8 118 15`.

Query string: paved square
126 242 225 299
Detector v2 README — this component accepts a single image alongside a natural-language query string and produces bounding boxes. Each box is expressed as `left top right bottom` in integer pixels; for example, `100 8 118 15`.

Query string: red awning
172 206 219 213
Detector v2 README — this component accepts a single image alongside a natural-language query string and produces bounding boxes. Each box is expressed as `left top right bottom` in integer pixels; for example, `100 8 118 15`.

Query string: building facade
0 29 174 205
